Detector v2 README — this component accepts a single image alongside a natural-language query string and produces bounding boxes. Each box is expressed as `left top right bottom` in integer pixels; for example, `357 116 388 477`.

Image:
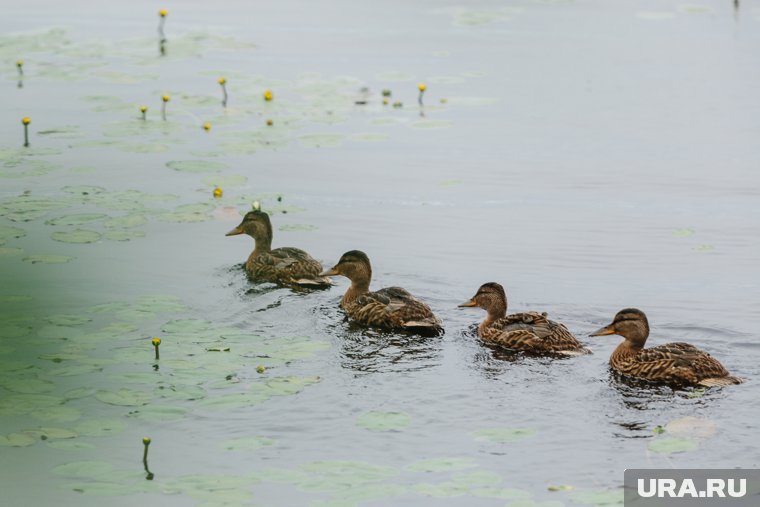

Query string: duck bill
589 324 616 337
458 299 478 308
225 225 244 237
319 267 339 277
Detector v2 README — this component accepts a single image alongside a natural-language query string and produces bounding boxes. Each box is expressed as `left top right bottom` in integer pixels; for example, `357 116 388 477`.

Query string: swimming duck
320 250 443 335
459 282 589 355
225 209 330 288
590 308 743 386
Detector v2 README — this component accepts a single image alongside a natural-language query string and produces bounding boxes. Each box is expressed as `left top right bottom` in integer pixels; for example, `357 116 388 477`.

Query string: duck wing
615 342 740 385
347 287 443 335
486 312 588 354
250 247 330 287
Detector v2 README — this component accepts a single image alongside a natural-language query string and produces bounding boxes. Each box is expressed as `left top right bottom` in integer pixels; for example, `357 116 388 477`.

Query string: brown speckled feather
481 311 588 354
343 287 443 335
248 247 329 287
611 342 742 386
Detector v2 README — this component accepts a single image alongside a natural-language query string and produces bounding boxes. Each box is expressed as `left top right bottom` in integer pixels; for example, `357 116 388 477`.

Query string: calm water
1 0 759 506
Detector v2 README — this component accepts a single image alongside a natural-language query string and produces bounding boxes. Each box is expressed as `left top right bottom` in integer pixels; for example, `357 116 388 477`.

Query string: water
1 0 759 505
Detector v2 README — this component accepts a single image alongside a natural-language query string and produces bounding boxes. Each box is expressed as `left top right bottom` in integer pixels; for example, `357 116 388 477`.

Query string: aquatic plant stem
151 337 161 360
142 437 154 480
161 95 170 121
22 117 30 147
158 9 167 55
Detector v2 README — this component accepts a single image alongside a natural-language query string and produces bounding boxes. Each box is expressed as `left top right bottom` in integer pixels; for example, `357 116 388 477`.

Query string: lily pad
471 427 536 443
48 440 96 450
404 457 478 473
356 411 411 431
103 214 147 229
94 389 151 406
23 255 75 264
167 160 228 173
46 213 107 226
127 405 188 422
298 134 345 148
162 319 214 334
219 436 276 451
24 427 78 440
279 224 318 232
74 419 127 437
0 225 26 241
0 432 38 447
412 482 469 498
410 120 452 129
51 229 101 244
30 406 82 422
647 437 698 454
46 314 92 326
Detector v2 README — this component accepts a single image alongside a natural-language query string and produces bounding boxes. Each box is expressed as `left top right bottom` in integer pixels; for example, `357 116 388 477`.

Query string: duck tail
295 276 332 288
557 347 593 357
698 375 745 387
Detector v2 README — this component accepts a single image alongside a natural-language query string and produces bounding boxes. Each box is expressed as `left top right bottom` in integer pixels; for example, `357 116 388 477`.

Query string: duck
459 282 589 355
225 209 330 288
319 250 443 336
590 308 743 386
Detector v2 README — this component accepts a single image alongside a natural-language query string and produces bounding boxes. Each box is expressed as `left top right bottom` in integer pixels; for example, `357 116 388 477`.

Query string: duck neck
341 267 371 307
251 235 272 258
482 296 507 327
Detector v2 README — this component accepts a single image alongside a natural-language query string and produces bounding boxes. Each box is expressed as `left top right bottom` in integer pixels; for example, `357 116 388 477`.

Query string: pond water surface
1 0 759 506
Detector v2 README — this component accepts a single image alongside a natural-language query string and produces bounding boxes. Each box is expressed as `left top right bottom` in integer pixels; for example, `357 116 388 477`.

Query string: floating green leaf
30 406 82 422
46 314 92 326
167 160 229 173
94 389 151 406
404 457 478 473
74 419 127 437
471 427 535 443
0 225 26 242
412 481 469 498
219 436 276 451
24 427 78 440
128 405 188 422
23 255 75 264
51 229 101 244
46 213 107 226
0 432 38 447
162 319 213 334
356 411 410 431
647 437 698 454
299 134 345 148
